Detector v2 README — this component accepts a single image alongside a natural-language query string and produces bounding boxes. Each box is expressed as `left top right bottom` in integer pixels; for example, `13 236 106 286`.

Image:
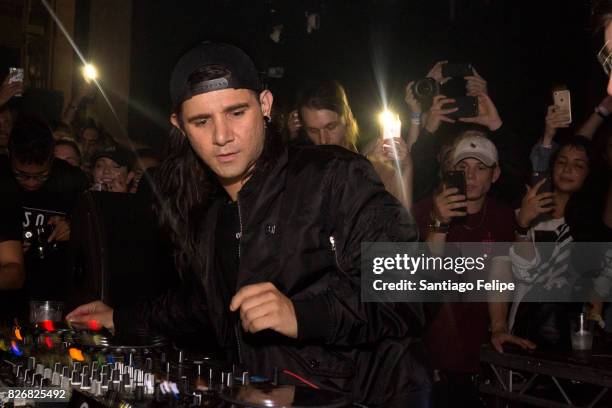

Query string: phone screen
552 89 572 125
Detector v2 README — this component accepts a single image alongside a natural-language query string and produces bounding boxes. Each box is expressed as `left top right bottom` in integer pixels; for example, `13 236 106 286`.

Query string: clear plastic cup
570 312 594 351
29 300 64 323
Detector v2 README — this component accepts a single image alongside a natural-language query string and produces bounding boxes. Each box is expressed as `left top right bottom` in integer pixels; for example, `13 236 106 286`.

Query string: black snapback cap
169 42 261 108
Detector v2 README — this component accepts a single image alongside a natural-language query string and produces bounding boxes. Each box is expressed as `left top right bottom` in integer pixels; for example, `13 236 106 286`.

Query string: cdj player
0 322 354 407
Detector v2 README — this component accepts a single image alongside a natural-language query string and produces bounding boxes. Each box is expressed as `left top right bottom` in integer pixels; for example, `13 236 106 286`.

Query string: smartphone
553 89 572 125
443 171 467 218
444 96 479 119
442 62 473 78
443 170 466 196
530 172 553 195
8 67 23 97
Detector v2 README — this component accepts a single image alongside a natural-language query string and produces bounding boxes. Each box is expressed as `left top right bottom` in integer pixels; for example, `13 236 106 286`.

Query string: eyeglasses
598 41 612 76
12 170 50 183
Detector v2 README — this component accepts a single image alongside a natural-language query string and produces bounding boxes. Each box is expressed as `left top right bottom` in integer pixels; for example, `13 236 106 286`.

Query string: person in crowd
90 146 135 193
77 119 105 173
51 121 75 142
54 139 82 168
67 42 430 408
129 148 160 193
296 79 413 208
413 133 534 408
409 62 526 207
510 136 600 342
0 118 88 311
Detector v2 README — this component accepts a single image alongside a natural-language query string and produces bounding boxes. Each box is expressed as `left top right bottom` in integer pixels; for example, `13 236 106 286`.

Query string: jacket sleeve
411 128 439 202
114 279 213 338
293 155 423 345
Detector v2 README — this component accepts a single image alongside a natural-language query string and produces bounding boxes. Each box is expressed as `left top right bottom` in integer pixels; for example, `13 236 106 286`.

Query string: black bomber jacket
115 144 430 406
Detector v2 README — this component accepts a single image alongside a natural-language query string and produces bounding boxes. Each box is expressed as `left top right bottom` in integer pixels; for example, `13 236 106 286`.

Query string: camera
411 78 440 105
23 225 58 259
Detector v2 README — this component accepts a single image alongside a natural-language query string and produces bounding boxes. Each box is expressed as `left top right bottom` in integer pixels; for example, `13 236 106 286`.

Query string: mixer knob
180 375 189 393
122 373 132 391
15 365 23 379
27 357 35 370
42 378 50 387
112 368 120 382
241 371 250 385
91 379 102 396
32 373 42 387
51 371 61 386
145 357 153 371
43 368 52 380
82 365 89 376
35 363 44 376
61 366 69 378
144 373 155 395
73 362 81 372
81 373 91 390
101 372 109 388
24 368 32 383
178 350 184 364
71 370 81 385
226 372 234 388
53 362 61 373
192 392 202 406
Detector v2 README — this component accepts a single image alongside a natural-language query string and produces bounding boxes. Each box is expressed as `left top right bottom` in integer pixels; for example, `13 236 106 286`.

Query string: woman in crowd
295 79 413 209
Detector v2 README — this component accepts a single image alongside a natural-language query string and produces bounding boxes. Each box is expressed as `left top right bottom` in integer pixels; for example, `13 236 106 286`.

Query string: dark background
117 1 609 153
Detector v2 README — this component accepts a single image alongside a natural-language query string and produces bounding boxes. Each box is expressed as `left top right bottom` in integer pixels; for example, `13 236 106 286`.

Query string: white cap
452 135 498 167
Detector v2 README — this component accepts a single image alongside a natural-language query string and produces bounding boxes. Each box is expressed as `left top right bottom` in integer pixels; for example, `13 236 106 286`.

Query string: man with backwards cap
67 42 430 406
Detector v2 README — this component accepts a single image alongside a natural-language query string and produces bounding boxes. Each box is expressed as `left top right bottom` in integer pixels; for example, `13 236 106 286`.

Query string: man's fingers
230 282 276 311
239 291 277 317
242 301 278 329
246 314 277 334
492 338 504 353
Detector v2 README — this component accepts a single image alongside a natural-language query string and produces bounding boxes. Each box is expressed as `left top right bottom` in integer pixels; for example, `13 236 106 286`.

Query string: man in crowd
0 118 88 311
91 146 135 193
413 134 534 407
67 42 430 407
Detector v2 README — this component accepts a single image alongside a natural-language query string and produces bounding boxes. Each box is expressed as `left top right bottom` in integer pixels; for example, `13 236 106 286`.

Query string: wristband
410 111 422 120
410 118 421 126
515 224 530 239
429 213 450 234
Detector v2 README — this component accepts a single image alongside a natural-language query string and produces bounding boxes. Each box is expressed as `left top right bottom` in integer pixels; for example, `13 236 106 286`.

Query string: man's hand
66 300 114 332
433 186 467 223
47 216 70 242
424 95 458 133
465 68 488 96
0 76 23 106
517 179 555 228
229 282 298 339
458 92 503 131
426 60 450 84
543 105 570 140
491 330 536 353
404 81 422 113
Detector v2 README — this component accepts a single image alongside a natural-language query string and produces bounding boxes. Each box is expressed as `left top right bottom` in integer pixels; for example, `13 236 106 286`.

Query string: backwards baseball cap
169 42 261 108
452 134 498 167
91 146 135 170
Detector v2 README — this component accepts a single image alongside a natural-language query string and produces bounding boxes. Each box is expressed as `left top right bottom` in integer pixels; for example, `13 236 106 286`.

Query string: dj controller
0 322 353 407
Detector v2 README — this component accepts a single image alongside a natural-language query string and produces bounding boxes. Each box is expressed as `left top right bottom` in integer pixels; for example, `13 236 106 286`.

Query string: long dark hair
550 136 601 240
154 64 282 277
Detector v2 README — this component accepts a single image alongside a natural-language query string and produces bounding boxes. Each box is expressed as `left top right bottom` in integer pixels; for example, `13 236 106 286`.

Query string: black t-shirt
0 156 88 303
215 200 241 296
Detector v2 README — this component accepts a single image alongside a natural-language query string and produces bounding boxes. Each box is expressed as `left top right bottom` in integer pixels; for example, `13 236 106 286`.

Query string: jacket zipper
235 198 244 365
329 235 345 274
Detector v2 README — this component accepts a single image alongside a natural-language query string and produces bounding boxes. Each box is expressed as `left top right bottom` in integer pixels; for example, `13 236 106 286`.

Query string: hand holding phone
552 89 571 125
433 171 468 223
442 96 479 119
8 67 23 97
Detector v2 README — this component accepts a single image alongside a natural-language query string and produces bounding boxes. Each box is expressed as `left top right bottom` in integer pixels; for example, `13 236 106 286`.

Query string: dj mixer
0 322 353 407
